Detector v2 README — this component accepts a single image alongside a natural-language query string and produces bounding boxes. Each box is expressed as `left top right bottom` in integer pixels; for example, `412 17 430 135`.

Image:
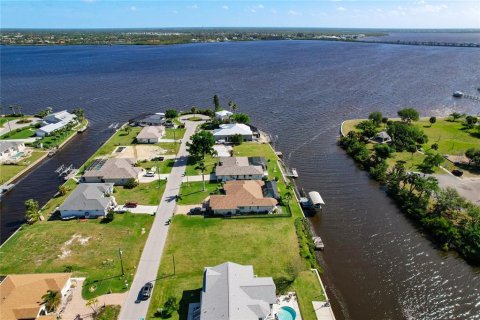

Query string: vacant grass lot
342 117 480 174
138 159 175 174
158 142 180 155
177 181 221 205
1 125 36 139
0 213 153 299
147 215 323 320
165 128 186 140
0 151 46 184
114 181 166 205
184 155 217 176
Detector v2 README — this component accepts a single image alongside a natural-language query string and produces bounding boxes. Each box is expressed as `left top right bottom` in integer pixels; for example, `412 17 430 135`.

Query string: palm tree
195 160 207 191
86 297 99 319
42 290 61 313
284 191 292 204
228 101 238 114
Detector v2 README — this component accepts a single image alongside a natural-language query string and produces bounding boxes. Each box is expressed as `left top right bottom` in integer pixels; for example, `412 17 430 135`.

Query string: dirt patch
115 145 168 161
58 234 91 259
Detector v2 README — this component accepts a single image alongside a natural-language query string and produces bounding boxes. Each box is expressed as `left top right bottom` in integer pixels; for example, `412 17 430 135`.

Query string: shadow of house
178 289 202 320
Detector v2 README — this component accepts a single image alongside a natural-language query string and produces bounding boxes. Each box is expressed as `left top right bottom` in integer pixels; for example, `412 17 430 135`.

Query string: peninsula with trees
340 109 480 264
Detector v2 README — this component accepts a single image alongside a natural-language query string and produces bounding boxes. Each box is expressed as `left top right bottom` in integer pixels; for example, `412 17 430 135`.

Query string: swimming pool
11 152 25 160
277 306 296 320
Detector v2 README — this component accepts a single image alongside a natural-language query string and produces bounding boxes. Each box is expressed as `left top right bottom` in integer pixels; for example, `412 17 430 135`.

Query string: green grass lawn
165 128 186 140
95 126 142 157
184 155 217 176
177 181 221 205
0 116 20 128
185 116 203 121
114 181 166 205
1 126 36 139
0 213 153 300
157 142 180 155
138 159 175 174
147 215 323 320
0 151 46 184
98 305 121 320
342 117 480 175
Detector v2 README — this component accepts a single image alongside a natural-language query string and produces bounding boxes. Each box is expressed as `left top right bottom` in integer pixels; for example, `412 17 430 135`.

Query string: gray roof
83 158 142 180
263 181 280 200
248 157 267 170
216 157 264 177
0 141 23 154
137 113 165 124
376 131 391 139
59 183 114 211
200 262 276 320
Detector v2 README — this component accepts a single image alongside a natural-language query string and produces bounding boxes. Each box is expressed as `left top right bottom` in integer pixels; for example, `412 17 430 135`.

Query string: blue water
277 306 297 320
1 41 479 320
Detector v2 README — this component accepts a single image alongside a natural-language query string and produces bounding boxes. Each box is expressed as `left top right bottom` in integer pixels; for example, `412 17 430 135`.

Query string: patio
269 291 303 320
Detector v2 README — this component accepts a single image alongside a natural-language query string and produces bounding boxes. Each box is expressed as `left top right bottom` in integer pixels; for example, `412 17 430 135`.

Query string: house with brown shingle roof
136 126 165 144
0 273 72 320
209 180 277 215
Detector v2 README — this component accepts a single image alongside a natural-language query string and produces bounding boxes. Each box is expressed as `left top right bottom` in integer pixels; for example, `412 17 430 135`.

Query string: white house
36 110 77 137
215 110 233 121
0 141 26 164
136 126 165 144
213 123 253 142
42 110 76 125
58 183 115 218
199 262 276 320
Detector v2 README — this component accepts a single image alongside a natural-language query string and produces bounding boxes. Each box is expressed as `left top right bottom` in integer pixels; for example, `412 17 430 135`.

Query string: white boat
291 168 299 178
453 91 464 98
0 184 15 200
308 191 325 209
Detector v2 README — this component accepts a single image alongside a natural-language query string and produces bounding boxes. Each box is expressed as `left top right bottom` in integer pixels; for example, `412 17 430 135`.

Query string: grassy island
340 109 480 264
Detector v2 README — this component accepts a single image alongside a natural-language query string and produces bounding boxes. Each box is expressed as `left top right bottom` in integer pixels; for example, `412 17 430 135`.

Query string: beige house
0 273 72 320
136 126 165 144
82 158 142 185
215 157 266 182
209 180 277 215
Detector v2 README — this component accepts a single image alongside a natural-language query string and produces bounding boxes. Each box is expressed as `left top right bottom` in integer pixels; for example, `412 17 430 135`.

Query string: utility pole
118 248 125 276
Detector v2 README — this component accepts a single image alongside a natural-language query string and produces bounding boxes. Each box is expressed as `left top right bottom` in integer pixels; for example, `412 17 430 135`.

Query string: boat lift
300 191 325 209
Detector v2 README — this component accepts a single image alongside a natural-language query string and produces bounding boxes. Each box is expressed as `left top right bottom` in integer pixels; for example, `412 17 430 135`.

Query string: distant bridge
357 39 480 48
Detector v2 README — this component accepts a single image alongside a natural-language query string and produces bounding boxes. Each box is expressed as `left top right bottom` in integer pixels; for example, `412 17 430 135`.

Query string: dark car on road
140 282 153 300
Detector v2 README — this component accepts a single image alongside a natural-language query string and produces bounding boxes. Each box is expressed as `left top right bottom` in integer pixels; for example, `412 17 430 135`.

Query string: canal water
1 40 479 319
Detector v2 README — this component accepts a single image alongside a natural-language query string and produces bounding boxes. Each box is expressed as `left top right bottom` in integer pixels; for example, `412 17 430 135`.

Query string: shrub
356 120 377 138
165 109 179 119
124 178 138 189
368 111 383 126
387 122 427 152
397 108 420 124
230 134 244 145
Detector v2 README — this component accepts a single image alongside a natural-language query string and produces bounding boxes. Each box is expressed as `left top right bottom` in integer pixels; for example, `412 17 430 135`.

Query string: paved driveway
119 117 207 320
0 117 41 136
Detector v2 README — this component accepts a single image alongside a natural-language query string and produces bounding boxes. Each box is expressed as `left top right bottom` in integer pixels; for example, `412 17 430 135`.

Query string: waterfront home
208 180 277 215
215 157 266 182
0 273 72 320
199 262 276 320
36 110 77 137
131 113 166 126
373 131 392 144
136 126 165 144
213 123 253 142
41 110 76 126
82 158 142 185
0 141 26 164
215 110 233 121
58 183 115 218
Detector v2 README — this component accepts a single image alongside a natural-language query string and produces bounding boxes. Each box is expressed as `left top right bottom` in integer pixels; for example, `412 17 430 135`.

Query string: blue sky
1 1 479 29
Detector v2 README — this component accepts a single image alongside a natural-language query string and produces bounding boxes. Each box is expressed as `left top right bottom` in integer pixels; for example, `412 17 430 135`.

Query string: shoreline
1 119 89 187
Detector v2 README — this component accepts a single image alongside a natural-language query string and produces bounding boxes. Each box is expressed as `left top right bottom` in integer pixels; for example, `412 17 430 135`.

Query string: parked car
189 207 206 215
452 169 464 177
144 171 155 177
125 202 138 208
140 282 153 300
152 156 165 161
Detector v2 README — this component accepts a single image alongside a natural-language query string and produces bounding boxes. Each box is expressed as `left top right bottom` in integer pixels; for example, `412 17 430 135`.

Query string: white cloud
337 7 346 11
250 8 257 13
222 5 229 10
271 9 277 14
83 0 95 3
189 4 198 9
258 4 264 9
414 3 448 13
130 6 137 11
330 0 342 2
288 10 299 15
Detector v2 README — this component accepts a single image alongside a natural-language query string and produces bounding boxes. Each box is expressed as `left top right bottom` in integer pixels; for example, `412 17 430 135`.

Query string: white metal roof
308 191 325 205
213 123 253 137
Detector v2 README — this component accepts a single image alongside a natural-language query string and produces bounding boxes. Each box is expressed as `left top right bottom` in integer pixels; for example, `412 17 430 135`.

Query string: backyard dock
313 237 325 250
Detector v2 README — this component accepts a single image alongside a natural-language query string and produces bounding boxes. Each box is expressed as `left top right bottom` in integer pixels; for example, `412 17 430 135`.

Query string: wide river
1 40 479 319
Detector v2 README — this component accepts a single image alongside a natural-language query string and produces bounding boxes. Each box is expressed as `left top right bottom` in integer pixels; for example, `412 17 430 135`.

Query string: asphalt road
119 118 205 320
